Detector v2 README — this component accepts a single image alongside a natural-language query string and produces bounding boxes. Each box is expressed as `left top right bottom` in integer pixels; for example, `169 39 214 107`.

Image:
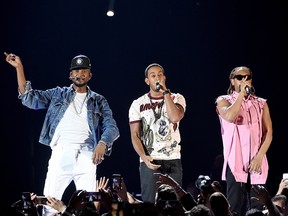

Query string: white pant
42 145 97 216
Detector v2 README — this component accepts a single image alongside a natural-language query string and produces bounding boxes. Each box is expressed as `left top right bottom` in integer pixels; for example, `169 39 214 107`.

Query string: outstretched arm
4 52 27 94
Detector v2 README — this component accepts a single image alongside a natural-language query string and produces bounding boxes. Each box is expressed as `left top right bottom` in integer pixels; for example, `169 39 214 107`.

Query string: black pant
139 159 182 203
226 166 264 216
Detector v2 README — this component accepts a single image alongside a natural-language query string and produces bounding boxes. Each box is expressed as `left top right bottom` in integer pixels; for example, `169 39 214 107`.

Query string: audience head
155 184 185 216
209 191 232 216
271 194 288 215
186 204 213 216
155 184 178 202
77 202 99 216
195 175 221 207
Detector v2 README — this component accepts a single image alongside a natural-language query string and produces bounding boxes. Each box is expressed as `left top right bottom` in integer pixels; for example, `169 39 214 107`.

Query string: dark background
0 0 287 210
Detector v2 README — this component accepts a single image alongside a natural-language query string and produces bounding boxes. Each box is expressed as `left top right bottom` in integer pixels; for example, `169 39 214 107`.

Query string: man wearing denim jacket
5 52 120 216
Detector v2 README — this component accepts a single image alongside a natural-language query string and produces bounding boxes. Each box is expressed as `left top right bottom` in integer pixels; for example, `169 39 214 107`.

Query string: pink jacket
218 91 268 184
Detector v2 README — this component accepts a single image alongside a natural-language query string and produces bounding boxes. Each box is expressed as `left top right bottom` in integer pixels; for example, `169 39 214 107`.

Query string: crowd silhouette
6 173 288 216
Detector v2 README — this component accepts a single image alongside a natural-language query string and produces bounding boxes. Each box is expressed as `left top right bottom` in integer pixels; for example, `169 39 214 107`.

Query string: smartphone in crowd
34 196 48 205
83 192 101 202
112 174 123 191
21 192 34 214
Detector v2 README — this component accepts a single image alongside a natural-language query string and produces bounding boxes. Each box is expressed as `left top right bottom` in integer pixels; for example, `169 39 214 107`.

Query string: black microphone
245 86 250 95
156 82 161 92
69 77 80 81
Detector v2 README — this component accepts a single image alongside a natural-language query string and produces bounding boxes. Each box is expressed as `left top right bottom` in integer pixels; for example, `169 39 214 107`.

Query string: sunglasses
233 74 252 80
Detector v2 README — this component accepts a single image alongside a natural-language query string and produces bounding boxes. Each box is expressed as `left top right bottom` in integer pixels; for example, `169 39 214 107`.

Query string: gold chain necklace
149 96 164 123
72 92 88 115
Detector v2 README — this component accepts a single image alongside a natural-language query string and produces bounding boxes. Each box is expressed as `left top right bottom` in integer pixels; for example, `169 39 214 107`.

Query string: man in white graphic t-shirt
129 63 186 203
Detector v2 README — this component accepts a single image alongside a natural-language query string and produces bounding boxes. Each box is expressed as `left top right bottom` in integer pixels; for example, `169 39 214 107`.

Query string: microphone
156 82 161 92
69 77 80 81
245 86 250 95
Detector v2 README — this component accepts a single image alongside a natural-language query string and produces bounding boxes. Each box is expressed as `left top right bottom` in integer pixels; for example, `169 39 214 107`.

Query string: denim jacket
18 81 120 156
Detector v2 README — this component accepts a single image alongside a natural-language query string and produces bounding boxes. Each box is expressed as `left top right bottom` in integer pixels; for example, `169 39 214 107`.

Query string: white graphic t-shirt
129 92 186 162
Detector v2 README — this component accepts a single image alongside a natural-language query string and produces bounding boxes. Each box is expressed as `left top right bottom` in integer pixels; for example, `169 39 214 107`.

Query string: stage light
107 0 115 17
107 10 114 17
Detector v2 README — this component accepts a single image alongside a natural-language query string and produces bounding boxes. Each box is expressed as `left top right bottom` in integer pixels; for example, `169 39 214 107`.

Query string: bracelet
162 89 171 96
99 140 107 148
18 80 31 96
24 81 32 91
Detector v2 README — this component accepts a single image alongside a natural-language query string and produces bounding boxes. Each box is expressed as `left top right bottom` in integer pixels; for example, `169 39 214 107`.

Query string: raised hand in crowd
276 178 288 196
251 185 281 216
45 196 66 215
154 173 197 211
94 176 109 212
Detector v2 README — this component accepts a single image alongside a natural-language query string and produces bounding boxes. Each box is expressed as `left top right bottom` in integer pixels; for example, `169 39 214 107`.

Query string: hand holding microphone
155 80 166 92
245 86 250 95
156 81 161 92
155 80 169 94
240 75 251 95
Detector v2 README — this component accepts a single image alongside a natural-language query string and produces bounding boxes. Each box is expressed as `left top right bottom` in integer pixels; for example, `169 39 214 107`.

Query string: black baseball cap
70 54 91 70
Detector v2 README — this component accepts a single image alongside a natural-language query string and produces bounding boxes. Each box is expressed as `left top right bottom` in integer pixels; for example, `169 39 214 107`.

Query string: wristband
162 89 171 96
99 140 107 148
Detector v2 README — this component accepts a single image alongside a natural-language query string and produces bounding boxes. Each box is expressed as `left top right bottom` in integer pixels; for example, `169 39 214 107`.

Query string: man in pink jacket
216 66 273 216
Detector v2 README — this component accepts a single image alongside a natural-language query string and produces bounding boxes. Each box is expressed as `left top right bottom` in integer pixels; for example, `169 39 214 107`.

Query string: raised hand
96 176 109 191
46 196 66 213
154 173 178 188
4 52 22 68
